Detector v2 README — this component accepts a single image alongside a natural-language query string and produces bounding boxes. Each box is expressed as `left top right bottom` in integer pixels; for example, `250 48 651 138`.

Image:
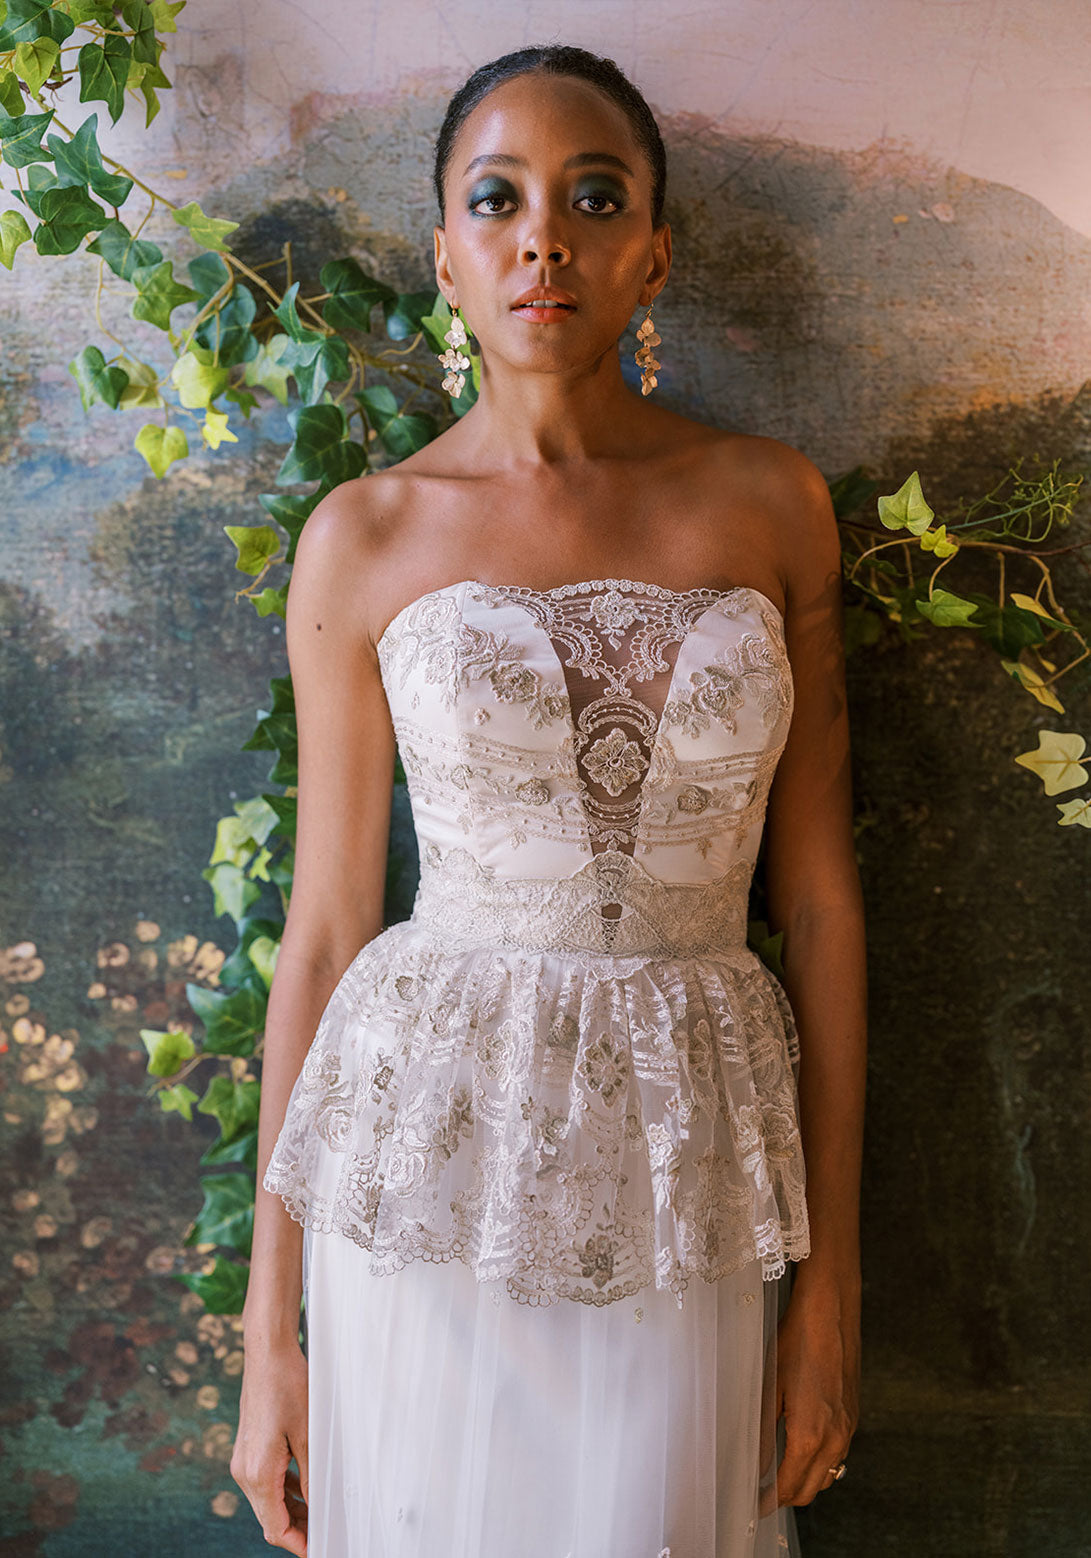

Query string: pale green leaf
877 470 935 535
134 421 188 477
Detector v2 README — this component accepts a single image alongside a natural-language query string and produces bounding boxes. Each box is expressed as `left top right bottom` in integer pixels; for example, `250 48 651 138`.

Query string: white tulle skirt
302 1227 801 1558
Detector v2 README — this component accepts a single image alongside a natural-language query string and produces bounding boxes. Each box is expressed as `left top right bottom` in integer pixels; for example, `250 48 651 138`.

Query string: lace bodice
377 577 792 897
265 578 810 1308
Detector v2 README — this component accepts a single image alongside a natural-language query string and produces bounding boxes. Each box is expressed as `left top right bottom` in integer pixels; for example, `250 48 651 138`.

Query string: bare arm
232 482 396 1551
761 452 867 1507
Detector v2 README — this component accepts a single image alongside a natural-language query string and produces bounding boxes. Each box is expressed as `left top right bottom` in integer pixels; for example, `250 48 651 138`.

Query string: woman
232 43 865 1558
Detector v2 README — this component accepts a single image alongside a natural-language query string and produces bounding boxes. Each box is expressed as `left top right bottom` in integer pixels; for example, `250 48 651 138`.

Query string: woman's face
434 72 670 379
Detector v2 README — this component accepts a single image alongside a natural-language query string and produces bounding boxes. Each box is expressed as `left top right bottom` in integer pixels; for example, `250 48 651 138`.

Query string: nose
520 237 570 264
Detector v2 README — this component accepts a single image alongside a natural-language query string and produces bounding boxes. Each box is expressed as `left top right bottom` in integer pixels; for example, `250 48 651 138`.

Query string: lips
510 285 578 310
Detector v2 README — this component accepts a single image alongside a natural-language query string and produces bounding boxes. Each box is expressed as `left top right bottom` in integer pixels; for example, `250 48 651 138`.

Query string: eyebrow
461 151 636 179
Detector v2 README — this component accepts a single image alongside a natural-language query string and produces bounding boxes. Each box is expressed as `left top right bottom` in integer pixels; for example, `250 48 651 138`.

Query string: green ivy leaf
292 335 351 405
135 58 171 127
1009 592 1074 633
201 407 237 449
0 208 32 268
148 0 186 30
186 1170 255 1254
193 281 258 368
258 491 317 562
0 71 25 116
63 0 119 23
118 0 159 65
251 584 288 619
201 860 262 924
85 216 162 279
277 402 366 486
77 34 132 125
199 1127 257 1170
419 294 456 354
0 105 54 167
68 343 129 411
914 588 980 628
877 470 935 535
48 114 133 206
197 1075 261 1147
170 347 228 409
33 182 107 254
187 250 230 298
186 980 265 1056
918 523 958 558
319 256 397 333
116 356 164 410
223 523 282 575
1001 658 1065 713
355 386 436 460
130 258 200 329
261 790 297 840
140 1026 196 1077
246 934 279 988
1057 796 1091 829
0 0 75 48
383 288 442 342
969 599 1046 658
223 384 259 418
177 1254 249 1314
171 197 239 253
159 1082 199 1121
13 35 59 98
1014 729 1087 794
134 421 187 477
272 280 324 349
243 335 293 404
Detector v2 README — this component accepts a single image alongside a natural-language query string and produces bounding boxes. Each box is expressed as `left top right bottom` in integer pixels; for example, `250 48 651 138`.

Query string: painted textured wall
1 3 1088 1553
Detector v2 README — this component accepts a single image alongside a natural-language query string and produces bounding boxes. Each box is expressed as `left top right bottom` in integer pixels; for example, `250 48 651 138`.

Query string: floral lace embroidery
263 843 810 1311
472 580 760 856
662 628 792 740
265 578 810 1310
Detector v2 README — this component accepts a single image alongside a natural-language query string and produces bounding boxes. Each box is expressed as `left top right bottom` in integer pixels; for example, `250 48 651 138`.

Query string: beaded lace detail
472 580 754 856
265 576 809 1308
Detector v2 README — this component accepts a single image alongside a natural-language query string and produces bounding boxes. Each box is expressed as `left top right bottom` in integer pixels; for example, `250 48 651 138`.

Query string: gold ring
827 1462 847 1481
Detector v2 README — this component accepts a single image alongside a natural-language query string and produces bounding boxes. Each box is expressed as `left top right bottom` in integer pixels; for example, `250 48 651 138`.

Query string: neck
454 348 652 467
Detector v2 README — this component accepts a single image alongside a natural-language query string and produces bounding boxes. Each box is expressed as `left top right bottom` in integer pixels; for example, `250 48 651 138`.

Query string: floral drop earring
635 305 661 395
439 305 471 397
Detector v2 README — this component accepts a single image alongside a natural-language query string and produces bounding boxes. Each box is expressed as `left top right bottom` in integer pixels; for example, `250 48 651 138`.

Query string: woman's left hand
773 1276 861 1507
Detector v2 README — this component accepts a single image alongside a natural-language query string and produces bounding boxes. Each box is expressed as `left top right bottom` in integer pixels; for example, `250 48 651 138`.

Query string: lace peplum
264 578 811 1307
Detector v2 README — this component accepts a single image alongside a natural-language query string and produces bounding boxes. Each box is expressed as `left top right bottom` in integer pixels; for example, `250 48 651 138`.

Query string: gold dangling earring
439 305 471 397
634 305 661 396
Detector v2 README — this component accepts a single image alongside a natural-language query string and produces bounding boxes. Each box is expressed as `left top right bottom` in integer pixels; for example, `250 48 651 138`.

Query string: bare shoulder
287 468 436 650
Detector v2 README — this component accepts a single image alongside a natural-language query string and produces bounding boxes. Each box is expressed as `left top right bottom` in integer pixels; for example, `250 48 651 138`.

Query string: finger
294 1437 309 1505
782 1442 851 1507
253 1480 308 1556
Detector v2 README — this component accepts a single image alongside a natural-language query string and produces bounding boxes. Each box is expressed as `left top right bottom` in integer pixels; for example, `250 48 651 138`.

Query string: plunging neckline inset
376 578 792 932
475 581 753 871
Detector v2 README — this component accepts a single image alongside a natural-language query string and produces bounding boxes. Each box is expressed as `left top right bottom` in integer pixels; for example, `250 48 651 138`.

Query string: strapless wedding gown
264 578 810 1558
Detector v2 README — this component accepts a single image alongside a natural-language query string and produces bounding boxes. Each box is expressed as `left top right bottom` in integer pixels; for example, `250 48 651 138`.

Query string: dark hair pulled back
433 44 667 229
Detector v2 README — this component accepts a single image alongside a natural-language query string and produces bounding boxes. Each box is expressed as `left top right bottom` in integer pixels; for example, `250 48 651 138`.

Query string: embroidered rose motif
516 778 550 806
576 1035 630 1106
588 588 640 643
546 1013 579 1054
578 1232 617 1287
490 661 539 704
582 726 647 796
675 784 710 814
